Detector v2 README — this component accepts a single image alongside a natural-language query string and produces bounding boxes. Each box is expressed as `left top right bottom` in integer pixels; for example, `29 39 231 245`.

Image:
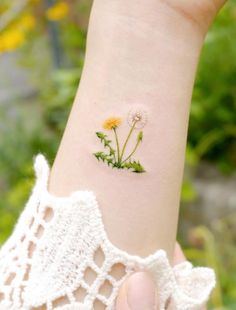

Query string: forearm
49 0 206 259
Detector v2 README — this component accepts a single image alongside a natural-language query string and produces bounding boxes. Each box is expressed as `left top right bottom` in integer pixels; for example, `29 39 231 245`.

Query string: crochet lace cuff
0 154 216 310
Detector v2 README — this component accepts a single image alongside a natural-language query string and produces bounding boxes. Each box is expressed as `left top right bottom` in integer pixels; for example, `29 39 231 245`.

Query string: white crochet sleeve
0 154 216 310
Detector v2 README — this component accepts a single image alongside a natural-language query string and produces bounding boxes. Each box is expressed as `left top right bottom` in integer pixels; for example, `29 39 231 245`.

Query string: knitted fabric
0 154 216 310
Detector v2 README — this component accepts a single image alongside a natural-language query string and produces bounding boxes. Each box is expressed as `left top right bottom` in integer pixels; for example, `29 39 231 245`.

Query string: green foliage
94 152 114 166
123 160 145 173
189 1 236 174
0 177 33 244
182 215 236 309
0 104 56 243
41 68 82 134
181 180 197 203
95 132 116 157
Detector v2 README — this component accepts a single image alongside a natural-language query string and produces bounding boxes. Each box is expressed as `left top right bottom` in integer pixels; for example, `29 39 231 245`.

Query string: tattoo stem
120 120 138 162
122 139 141 163
113 127 121 163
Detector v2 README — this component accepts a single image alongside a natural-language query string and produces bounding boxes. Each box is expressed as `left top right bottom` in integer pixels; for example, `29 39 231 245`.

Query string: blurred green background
0 1 235 309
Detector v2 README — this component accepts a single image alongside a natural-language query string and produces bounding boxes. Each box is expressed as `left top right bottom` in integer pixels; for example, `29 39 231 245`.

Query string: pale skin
43 0 227 309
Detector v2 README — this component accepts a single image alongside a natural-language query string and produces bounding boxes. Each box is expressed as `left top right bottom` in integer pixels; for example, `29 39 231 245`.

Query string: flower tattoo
93 108 147 173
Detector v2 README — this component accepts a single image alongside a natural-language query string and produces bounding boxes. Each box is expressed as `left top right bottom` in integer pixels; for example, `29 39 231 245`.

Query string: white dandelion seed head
127 106 148 129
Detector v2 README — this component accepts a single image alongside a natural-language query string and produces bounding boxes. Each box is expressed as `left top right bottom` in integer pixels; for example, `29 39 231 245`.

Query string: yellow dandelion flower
0 29 25 53
103 117 122 130
0 41 4 53
46 1 69 21
19 15 36 31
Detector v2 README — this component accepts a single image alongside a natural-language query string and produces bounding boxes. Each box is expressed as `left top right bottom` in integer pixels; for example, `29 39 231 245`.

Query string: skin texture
46 0 227 308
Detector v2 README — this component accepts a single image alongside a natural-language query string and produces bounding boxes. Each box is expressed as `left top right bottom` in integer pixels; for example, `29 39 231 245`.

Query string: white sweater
0 154 216 310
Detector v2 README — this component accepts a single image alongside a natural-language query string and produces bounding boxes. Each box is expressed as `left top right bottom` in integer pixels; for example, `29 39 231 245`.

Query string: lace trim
0 153 216 310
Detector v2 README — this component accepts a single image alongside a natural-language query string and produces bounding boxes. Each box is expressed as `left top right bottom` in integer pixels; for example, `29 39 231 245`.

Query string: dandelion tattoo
93 108 147 173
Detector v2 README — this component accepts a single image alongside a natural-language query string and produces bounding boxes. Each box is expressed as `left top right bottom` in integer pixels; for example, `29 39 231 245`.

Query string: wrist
89 0 206 58
78 0 203 109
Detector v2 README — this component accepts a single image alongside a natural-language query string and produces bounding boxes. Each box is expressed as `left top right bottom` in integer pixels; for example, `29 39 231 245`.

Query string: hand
115 242 207 310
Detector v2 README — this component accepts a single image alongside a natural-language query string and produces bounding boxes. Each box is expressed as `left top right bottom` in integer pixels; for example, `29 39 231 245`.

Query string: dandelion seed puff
127 106 148 129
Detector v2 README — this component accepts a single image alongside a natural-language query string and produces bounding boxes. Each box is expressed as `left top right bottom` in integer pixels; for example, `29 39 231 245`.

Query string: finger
116 279 130 310
116 272 158 310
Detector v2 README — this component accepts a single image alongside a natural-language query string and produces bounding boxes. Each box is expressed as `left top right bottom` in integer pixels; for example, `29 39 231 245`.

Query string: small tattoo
93 109 147 173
